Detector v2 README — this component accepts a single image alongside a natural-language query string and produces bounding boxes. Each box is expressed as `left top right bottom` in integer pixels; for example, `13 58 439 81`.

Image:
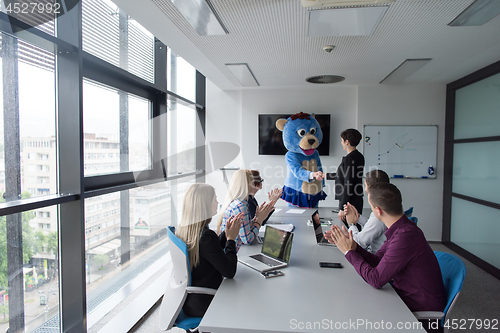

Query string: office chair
159 226 216 332
408 216 418 225
413 251 466 333
404 207 414 217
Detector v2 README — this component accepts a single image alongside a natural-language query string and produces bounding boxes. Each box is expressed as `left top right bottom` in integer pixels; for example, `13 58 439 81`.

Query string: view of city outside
0 38 60 331
0 0 200 330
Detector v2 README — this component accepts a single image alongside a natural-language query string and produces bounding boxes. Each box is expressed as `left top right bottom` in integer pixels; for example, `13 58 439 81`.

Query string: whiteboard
363 125 437 179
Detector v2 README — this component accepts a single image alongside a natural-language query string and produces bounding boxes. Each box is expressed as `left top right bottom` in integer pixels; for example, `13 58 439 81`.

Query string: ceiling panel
124 0 500 89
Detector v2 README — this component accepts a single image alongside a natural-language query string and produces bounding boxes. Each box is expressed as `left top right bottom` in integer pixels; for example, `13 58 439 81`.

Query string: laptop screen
311 210 324 243
261 226 294 263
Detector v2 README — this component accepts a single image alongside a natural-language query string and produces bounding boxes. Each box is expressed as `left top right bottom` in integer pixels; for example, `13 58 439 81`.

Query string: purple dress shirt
345 215 446 312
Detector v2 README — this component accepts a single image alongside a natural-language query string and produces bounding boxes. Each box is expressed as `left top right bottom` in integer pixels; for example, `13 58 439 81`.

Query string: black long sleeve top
247 195 273 226
335 149 365 214
182 227 237 317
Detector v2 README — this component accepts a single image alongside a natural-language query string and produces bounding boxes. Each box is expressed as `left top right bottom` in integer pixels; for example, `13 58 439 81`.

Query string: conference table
199 206 426 333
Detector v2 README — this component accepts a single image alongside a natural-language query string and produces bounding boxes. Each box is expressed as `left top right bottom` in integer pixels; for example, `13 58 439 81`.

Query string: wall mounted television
258 114 331 156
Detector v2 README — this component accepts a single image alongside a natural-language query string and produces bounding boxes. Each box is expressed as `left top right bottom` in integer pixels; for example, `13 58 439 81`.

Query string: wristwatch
348 223 356 229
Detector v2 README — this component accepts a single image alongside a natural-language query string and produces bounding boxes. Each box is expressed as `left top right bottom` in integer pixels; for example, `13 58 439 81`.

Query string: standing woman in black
335 129 365 223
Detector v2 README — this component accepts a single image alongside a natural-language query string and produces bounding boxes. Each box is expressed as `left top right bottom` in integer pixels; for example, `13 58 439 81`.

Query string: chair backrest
408 216 418 225
168 226 192 286
159 226 192 330
434 251 466 324
404 207 414 217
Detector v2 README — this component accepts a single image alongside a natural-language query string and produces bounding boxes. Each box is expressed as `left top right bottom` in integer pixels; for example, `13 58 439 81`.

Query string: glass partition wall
444 61 500 280
0 1 206 332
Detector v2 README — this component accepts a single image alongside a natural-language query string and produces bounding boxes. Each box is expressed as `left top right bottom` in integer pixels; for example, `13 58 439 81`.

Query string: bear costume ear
311 113 316 119
276 118 287 131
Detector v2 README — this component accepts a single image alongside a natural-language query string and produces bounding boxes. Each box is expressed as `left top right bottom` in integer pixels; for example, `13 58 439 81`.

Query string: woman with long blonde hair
217 169 275 251
176 183 242 318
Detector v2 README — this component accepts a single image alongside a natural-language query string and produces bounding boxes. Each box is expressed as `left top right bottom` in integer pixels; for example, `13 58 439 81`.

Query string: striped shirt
220 199 259 251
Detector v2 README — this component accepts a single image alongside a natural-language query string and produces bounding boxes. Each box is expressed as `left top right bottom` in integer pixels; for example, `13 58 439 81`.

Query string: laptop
311 210 336 247
238 225 294 273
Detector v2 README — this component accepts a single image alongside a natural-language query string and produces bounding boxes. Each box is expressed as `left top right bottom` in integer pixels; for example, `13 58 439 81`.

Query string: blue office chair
413 251 466 332
404 207 414 217
408 216 418 225
159 226 216 332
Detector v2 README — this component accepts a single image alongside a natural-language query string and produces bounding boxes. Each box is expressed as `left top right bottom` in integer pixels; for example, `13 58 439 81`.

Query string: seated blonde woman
176 183 242 318
217 169 275 251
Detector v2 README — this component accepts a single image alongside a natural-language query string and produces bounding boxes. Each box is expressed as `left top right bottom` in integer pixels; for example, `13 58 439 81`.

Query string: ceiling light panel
449 0 500 26
307 6 389 37
170 0 228 35
225 63 260 87
380 59 432 84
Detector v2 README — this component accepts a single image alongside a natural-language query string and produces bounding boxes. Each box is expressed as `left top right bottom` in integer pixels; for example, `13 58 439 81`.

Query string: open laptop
238 225 294 273
311 210 336 247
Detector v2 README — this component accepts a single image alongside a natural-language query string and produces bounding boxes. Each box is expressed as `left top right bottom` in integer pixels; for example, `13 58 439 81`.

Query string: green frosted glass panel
452 142 500 205
454 72 500 140
450 197 500 270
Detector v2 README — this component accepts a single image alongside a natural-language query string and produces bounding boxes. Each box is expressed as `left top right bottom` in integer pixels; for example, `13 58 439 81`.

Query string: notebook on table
311 210 336 247
238 225 294 273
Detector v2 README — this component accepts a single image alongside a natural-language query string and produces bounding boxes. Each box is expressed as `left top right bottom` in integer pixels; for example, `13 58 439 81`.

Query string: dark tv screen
259 114 330 156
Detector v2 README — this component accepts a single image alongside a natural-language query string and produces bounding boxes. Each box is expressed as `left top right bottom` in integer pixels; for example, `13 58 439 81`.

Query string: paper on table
286 209 306 214
273 208 282 214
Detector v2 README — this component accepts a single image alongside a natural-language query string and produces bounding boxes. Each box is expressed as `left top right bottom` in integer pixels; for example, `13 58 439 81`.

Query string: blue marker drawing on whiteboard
428 165 434 175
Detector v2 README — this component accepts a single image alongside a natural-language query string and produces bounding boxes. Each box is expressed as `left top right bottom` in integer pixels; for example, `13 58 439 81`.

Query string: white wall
357 84 446 241
206 83 446 240
205 80 242 205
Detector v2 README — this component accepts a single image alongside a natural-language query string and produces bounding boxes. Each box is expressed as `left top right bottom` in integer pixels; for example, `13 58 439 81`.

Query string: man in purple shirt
326 183 446 315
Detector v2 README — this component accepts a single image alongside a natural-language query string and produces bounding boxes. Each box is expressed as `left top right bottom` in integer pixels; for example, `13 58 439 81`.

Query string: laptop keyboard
250 254 282 267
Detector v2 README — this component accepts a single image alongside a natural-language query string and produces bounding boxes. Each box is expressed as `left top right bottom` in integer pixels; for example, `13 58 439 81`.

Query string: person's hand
225 213 243 241
325 225 357 254
312 171 324 181
345 202 359 225
338 210 346 222
256 200 276 225
268 188 283 202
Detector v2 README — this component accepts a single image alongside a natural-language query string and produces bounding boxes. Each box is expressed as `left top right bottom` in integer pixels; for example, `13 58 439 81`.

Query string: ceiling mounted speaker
306 75 345 84
301 0 396 8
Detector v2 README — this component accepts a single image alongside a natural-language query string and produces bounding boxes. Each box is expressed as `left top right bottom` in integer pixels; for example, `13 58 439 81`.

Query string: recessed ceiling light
449 0 500 26
379 59 432 84
306 75 345 84
170 0 228 35
307 6 389 37
225 63 260 87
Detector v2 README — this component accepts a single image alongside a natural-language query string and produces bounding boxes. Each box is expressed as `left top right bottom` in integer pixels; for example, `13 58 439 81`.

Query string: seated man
325 183 446 315
343 169 390 253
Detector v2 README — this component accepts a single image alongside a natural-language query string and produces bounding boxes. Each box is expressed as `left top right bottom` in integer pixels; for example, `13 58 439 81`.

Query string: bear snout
308 139 315 145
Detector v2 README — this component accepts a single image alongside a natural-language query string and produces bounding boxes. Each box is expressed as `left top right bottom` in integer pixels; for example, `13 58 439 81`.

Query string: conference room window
445 64 500 280
0 0 206 331
167 47 196 102
82 80 151 176
82 0 155 83
0 34 57 197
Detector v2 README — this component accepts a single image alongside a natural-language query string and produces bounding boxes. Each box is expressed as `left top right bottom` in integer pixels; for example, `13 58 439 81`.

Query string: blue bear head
276 112 323 156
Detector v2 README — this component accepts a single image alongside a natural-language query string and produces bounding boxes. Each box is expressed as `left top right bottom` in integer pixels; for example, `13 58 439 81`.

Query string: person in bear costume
276 112 327 208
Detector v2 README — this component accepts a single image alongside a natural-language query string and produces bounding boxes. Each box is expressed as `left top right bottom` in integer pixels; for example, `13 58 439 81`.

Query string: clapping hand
268 188 283 202
225 212 243 241
256 200 276 225
325 225 356 253
344 202 359 225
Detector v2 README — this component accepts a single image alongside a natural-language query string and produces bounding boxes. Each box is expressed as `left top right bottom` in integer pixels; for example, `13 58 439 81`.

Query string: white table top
199 211 425 333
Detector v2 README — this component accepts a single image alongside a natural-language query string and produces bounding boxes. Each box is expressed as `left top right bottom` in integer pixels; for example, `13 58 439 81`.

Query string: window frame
0 3 207 332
